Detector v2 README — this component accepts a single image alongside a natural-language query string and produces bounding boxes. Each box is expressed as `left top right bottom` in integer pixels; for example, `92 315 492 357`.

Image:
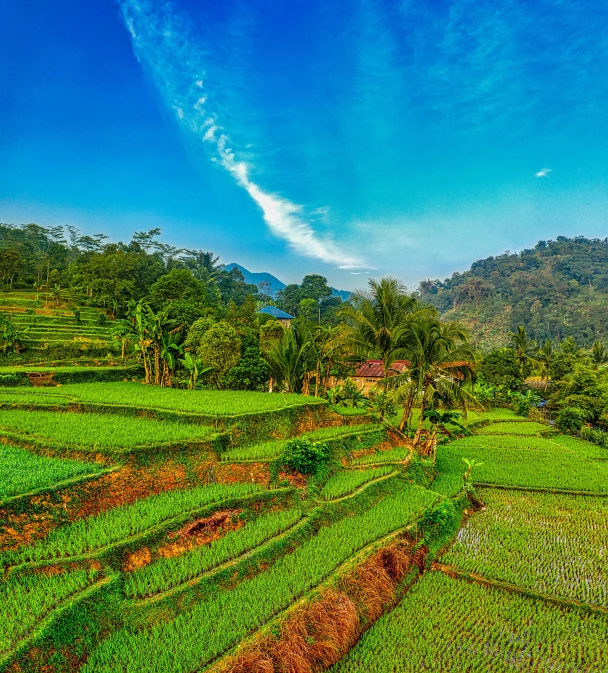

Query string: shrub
280 438 331 475
555 407 584 434
416 499 457 540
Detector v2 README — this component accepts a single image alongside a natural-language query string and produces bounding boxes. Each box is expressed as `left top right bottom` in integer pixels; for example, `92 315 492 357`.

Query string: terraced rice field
3 483 263 565
437 434 608 492
4 395 607 673
320 466 394 500
82 485 437 673
0 382 324 414
330 572 608 672
0 444 103 499
221 423 380 461
0 408 217 452
442 488 608 607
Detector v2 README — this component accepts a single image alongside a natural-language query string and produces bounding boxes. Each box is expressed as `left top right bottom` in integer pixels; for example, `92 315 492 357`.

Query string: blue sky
2 0 608 289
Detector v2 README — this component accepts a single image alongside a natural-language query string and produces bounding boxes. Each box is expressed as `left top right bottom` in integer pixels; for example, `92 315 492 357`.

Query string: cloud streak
118 0 362 269
535 168 552 178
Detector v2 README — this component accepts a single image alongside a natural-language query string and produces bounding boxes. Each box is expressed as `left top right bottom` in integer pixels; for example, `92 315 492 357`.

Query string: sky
2 0 608 290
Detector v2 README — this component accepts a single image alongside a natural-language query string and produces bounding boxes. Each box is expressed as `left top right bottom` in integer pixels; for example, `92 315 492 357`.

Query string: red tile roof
354 360 409 378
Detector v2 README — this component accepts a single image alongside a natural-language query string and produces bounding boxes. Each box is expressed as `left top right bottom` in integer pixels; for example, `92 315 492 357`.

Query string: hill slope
419 236 608 350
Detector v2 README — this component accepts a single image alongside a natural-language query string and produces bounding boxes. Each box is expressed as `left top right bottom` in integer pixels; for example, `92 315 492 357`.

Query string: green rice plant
549 434 608 460
352 446 410 466
429 471 464 498
437 436 608 492
221 424 379 462
4 483 263 565
319 466 394 500
0 567 100 661
442 489 608 607
330 572 608 673
0 409 215 451
0 444 102 500
464 407 522 423
124 508 303 599
476 420 551 435
3 382 324 415
82 485 437 673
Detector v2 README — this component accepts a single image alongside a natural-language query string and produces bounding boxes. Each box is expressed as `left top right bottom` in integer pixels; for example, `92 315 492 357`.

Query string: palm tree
591 341 608 370
420 409 471 460
387 317 476 444
536 339 553 390
263 321 312 393
510 326 537 378
341 277 431 380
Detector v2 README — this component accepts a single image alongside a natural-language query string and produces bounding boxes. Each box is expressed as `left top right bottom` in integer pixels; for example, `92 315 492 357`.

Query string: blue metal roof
258 306 295 320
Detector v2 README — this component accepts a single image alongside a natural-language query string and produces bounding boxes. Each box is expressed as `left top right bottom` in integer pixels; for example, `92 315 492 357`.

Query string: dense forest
0 222 344 323
419 237 608 349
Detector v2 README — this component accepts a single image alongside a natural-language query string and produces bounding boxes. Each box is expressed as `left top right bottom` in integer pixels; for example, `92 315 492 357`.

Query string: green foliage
479 348 522 391
580 426 608 449
0 313 26 354
223 345 269 391
508 389 540 417
419 236 608 349
280 437 331 475
198 321 241 389
555 407 585 434
416 499 457 540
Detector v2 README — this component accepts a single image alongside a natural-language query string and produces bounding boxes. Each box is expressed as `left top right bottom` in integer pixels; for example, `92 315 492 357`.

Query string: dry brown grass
215 538 427 673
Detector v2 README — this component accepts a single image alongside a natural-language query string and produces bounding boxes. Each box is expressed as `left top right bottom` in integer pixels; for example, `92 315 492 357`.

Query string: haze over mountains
225 263 352 301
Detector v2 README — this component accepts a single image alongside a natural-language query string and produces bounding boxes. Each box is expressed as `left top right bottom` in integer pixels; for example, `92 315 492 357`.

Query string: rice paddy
0 444 103 499
0 408 216 451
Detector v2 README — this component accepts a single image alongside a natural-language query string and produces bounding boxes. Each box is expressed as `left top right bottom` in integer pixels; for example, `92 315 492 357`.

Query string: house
257 305 295 328
333 359 409 394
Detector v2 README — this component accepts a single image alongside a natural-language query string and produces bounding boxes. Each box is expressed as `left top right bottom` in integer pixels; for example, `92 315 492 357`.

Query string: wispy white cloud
117 0 363 269
535 168 552 178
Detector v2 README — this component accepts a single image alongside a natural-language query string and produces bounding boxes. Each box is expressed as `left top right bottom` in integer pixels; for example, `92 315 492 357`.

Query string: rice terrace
2 279 608 672
4 0 608 670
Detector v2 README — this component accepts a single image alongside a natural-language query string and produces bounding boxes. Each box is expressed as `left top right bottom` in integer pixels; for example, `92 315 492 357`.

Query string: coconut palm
536 339 553 390
590 341 608 370
510 326 537 378
387 317 476 444
263 321 313 393
341 277 432 380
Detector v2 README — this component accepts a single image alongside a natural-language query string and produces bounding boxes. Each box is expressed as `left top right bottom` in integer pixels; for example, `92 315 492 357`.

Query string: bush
555 407 584 434
580 427 608 448
417 499 457 540
280 438 331 475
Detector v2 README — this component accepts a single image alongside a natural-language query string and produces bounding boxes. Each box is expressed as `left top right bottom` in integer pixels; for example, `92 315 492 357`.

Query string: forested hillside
419 237 608 350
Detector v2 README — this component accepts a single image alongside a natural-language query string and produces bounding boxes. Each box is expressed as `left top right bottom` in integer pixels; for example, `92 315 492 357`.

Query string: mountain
419 236 608 350
224 263 286 296
225 263 352 301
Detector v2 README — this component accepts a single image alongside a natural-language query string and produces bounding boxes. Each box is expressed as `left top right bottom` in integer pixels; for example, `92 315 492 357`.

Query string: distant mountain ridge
225 263 351 300
225 263 286 295
420 236 608 350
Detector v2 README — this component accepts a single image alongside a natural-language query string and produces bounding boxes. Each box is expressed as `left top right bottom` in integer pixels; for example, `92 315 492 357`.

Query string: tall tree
388 317 476 442
341 277 429 378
